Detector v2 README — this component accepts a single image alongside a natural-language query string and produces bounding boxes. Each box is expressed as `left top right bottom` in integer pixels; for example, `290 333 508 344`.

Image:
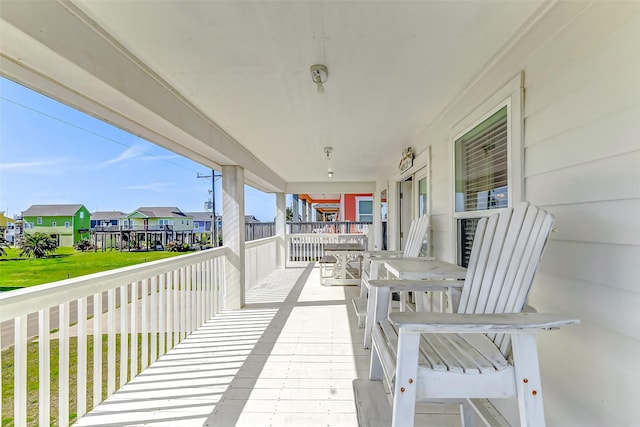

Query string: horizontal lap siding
522 3 640 425
417 2 639 425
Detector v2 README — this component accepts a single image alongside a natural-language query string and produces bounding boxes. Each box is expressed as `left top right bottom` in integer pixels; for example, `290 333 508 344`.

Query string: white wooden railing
0 248 227 427
245 236 278 292
286 233 367 266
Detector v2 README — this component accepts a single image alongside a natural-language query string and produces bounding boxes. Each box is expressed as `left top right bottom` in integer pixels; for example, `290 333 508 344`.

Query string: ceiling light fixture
324 146 334 178
310 64 328 94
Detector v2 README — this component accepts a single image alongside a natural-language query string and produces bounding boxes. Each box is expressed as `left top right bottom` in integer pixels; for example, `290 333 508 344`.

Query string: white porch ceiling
0 0 544 193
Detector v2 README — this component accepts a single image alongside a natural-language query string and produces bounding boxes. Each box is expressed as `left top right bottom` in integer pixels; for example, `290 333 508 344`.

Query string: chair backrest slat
403 215 429 257
455 202 555 357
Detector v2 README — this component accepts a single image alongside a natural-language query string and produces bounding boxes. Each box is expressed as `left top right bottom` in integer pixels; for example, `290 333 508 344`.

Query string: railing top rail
0 246 228 322
287 233 366 237
244 235 279 249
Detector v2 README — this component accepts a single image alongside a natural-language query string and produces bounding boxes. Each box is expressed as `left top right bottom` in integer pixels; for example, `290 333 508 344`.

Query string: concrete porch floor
73 264 461 427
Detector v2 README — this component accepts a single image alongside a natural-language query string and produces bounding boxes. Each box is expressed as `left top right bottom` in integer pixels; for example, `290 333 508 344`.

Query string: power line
0 96 201 174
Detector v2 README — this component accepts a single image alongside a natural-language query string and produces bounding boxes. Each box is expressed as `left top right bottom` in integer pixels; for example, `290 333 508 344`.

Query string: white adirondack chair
352 215 430 327
354 202 579 426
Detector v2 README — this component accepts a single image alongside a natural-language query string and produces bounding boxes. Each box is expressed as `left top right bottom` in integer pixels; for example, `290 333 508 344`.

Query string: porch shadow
74 263 370 426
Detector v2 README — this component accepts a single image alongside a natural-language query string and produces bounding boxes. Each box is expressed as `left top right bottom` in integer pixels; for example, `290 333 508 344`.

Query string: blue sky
0 77 277 221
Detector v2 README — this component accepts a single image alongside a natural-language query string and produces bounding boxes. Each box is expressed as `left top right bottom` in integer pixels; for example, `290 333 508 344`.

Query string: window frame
37 217 42 225
355 196 374 223
450 73 523 262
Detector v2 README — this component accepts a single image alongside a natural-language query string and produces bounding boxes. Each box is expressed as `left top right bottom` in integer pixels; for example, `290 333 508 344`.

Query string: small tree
19 232 57 258
74 238 93 252
0 236 8 256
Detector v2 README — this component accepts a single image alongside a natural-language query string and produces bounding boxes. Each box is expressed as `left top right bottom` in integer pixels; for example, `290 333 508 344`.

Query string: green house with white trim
22 204 91 247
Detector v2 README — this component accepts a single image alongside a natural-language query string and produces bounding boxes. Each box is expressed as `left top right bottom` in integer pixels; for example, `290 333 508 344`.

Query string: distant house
22 204 91 246
185 211 221 233
0 212 16 244
91 211 126 229
124 207 194 232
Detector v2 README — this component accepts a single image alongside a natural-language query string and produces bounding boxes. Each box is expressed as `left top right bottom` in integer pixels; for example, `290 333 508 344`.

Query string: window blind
457 217 480 268
455 106 508 212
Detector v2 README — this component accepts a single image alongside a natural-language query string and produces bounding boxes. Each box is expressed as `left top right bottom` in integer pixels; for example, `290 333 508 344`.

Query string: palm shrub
19 232 58 258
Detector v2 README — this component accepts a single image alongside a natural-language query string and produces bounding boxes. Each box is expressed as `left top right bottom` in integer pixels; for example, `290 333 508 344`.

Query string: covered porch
1 0 638 425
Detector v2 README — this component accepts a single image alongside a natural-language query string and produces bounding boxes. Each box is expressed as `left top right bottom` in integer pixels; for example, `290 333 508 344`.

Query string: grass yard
0 247 183 290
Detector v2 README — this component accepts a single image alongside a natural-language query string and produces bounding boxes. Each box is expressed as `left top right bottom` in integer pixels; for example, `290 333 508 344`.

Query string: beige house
1 1 638 425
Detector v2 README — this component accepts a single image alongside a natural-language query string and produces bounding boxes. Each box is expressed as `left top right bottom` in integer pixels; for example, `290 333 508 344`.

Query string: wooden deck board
74 265 461 427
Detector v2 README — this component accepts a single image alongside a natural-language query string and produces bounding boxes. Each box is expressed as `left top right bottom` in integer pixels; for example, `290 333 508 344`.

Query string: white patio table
323 242 365 286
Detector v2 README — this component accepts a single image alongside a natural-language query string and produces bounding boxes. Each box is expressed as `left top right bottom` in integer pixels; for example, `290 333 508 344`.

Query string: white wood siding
394 2 640 425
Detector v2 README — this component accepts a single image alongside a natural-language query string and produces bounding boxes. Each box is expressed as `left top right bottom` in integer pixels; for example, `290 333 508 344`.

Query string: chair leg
512 334 546 427
460 400 477 427
392 329 420 427
369 340 383 380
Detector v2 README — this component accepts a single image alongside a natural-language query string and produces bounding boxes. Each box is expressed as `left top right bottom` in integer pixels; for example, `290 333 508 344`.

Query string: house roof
23 204 85 217
245 215 260 223
185 212 218 222
91 211 127 220
129 207 191 218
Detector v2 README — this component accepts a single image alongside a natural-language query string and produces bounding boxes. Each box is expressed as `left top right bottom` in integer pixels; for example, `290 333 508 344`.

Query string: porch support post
387 182 399 251
308 203 313 222
301 200 307 222
275 192 286 269
292 195 299 222
372 188 381 250
222 165 245 309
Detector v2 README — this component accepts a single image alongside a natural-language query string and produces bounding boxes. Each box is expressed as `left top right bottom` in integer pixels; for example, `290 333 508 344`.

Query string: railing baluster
173 269 179 346
141 278 149 371
93 292 103 407
187 264 193 333
130 281 138 379
159 273 166 356
38 308 50 425
119 284 129 387
14 315 27 427
181 266 187 339
166 271 173 349
150 275 158 364
59 302 69 427
77 296 87 418
107 288 116 397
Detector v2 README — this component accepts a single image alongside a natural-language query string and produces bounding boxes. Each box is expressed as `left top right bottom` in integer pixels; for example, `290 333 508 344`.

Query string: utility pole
197 170 221 247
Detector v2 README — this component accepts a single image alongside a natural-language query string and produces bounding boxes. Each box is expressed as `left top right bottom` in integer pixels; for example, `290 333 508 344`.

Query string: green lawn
0 247 183 290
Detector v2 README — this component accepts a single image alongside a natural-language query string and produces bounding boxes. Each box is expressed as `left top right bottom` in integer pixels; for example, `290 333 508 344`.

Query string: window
159 219 169 226
52 222 57 227
356 197 373 222
65 221 70 228
418 176 428 216
194 222 200 229
455 106 508 213
452 74 523 267
37 217 42 225
79 211 85 219
417 175 428 256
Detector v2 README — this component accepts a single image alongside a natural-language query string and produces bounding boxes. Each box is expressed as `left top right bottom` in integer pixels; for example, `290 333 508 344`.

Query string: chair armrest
364 250 403 258
368 279 464 292
369 256 436 263
389 312 580 334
